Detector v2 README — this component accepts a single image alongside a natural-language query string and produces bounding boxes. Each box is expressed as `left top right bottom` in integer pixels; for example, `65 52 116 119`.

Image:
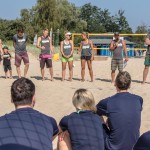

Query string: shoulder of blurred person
133 131 150 150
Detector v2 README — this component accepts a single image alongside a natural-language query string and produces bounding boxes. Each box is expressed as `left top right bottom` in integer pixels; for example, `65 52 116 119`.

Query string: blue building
89 35 135 57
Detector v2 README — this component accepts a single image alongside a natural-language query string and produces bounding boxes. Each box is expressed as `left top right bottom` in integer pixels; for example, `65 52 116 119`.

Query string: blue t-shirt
133 131 150 150
59 110 104 150
0 108 58 150
97 92 143 150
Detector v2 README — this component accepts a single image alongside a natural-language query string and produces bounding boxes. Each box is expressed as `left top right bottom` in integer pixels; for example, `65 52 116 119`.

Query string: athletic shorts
62 56 73 62
111 59 123 71
3 65 12 72
40 58 52 69
144 55 150 66
15 52 29 67
81 56 92 60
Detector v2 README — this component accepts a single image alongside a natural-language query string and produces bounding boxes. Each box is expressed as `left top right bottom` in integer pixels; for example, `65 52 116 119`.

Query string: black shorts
81 56 91 60
3 65 12 72
40 58 52 69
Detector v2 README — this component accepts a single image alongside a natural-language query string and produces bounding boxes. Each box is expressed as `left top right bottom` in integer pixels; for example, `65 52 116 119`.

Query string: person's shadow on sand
95 78 111 83
30 76 49 81
0 76 18 79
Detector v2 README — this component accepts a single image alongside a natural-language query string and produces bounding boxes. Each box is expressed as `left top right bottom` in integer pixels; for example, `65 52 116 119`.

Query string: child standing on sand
2 46 12 79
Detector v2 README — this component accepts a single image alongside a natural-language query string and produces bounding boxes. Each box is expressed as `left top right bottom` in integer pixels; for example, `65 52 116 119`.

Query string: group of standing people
0 28 95 82
0 28 150 84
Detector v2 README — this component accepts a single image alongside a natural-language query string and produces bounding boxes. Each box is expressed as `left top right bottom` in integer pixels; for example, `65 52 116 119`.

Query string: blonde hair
72 89 96 112
64 31 68 35
82 32 89 38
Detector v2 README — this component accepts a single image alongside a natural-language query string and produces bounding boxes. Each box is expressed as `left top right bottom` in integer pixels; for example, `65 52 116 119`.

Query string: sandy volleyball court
0 53 150 149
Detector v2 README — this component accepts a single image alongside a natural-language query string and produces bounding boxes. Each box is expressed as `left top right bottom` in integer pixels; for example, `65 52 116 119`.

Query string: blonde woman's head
72 89 96 113
81 32 89 39
64 31 71 40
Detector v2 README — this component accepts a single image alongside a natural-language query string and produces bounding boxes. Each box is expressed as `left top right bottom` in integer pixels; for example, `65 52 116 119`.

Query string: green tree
31 0 87 44
33 0 57 30
100 9 119 32
0 19 24 41
80 3 106 33
115 10 132 33
20 9 31 23
133 24 148 48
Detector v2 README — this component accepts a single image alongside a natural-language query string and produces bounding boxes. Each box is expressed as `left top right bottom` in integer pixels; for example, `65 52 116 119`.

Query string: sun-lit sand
0 53 150 149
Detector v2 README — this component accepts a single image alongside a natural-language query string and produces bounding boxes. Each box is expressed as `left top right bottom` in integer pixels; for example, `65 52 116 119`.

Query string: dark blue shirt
97 92 143 150
0 108 58 150
59 110 104 150
133 131 150 150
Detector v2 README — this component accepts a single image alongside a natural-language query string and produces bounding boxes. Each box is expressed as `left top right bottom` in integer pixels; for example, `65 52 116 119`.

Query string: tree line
0 0 148 46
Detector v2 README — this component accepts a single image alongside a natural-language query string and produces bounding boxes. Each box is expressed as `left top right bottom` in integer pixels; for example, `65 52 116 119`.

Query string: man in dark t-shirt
13 28 29 78
133 131 150 150
97 71 143 150
0 78 58 150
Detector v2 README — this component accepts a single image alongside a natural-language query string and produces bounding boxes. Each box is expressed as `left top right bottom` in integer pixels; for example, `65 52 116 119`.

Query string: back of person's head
72 89 96 112
115 71 131 90
11 78 35 107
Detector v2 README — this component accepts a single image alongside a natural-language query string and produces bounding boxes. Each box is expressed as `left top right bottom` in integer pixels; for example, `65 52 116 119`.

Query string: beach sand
0 53 150 149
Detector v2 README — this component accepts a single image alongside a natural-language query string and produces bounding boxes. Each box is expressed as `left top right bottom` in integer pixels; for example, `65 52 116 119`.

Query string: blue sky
0 0 149 32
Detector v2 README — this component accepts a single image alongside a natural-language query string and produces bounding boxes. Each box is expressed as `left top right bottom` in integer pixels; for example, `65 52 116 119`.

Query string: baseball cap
114 32 120 36
2 46 9 50
65 32 72 36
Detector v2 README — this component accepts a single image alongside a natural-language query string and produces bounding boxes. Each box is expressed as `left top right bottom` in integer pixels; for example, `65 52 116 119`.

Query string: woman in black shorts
79 32 94 82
